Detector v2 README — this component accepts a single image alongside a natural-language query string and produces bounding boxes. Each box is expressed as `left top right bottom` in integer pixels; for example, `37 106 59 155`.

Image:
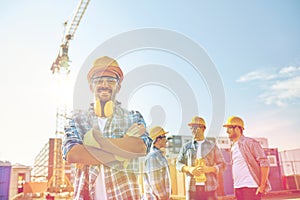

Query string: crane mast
48 0 90 195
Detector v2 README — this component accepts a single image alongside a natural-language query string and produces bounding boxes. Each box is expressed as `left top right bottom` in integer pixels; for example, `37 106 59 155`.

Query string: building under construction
32 138 73 194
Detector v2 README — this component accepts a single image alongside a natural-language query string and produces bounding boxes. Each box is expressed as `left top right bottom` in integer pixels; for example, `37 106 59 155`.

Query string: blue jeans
235 187 262 200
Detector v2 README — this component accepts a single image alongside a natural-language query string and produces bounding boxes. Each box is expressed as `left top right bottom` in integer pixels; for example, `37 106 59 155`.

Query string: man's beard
229 132 238 141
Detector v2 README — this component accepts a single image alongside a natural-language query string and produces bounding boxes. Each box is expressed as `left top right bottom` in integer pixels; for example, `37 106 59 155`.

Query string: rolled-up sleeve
133 111 152 153
253 141 270 167
62 111 85 160
214 145 226 173
176 145 187 172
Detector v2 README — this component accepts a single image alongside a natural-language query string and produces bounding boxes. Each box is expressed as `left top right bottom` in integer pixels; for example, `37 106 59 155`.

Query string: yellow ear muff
104 100 114 117
94 99 114 118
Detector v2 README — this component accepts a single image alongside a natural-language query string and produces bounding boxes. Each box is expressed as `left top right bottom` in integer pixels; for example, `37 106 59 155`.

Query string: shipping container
0 162 12 200
220 148 282 196
279 148 300 190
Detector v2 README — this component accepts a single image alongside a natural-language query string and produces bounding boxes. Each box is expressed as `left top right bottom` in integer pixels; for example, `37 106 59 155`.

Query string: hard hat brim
188 123 203 126
150 131 169 140
223 124 244 129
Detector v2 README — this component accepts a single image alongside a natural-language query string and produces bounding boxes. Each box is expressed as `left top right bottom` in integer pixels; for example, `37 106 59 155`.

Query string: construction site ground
171 190 300 200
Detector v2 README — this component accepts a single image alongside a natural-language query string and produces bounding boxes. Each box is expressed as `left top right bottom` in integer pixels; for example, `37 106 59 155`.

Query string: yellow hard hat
149 126 168 140
188 116 206 127
223 116 244 129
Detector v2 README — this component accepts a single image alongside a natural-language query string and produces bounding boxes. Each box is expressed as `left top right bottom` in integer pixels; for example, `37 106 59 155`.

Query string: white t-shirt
196 140 205 186
95 117 108 200
231 141 258 188
97 117 108 133
196 140 205 159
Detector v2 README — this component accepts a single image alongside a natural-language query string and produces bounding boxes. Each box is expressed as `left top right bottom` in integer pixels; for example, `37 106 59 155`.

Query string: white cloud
237 70 276 82
260 76 300 106
279 66 300 75
238 66 300 107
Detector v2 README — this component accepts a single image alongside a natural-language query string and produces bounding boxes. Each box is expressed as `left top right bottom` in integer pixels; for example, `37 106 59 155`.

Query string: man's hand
183 165 217 176
198 165 217 174
183 166 201 176
83 129 101 148
125 123 146 137
189 166 201 176
256 185 266 195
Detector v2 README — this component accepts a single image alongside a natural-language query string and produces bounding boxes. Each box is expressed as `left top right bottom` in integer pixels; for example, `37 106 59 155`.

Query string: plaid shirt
62 103 151 200
232 135 271 192
143 146 171 200
176 139 226 196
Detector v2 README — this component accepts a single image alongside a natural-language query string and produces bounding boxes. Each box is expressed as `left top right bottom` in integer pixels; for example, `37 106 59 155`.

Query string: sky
0 0 300 166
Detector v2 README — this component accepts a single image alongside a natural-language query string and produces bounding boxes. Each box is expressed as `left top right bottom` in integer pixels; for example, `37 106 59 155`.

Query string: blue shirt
143 146 171 200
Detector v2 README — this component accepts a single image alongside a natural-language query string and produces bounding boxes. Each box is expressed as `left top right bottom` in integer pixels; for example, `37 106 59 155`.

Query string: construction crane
51 0 90 74
48 0 90 195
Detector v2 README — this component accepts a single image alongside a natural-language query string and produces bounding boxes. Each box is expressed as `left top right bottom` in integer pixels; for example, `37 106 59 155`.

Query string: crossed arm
64 123 148 165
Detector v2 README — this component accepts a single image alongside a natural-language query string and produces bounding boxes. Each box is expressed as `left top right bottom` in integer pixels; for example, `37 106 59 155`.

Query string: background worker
143 126 171 200
62 56 151 200
176 116 226 200
223 116 271 200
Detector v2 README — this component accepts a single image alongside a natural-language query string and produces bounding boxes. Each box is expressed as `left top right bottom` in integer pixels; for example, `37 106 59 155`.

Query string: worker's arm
66 131 148 165
63 109 150 164
182 166 199 176
252 139 270 194
93 123 147 154
94 123 148 156
256 166 269 194
106 136 147 154
62 111 116 164
66 144 115 164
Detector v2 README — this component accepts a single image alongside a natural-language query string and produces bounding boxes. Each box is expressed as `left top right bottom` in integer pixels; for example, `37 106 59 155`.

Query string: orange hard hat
223 116 244 129
87 56 123 84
